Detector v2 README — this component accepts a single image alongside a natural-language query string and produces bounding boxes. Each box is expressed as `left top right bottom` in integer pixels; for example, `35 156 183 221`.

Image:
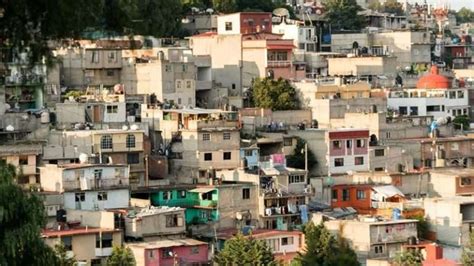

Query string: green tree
286 137 317 171
456 7 474 24
214 232 277 265
251 77 299 110
54 243 76 266
407 215 429 239
393 249 423 266
0 161 58 266
212 0 237 13
106 246 136 266
462 231 474 266
296 223 359 266
383 0 404 16
323 0 366 31
453 115 470 131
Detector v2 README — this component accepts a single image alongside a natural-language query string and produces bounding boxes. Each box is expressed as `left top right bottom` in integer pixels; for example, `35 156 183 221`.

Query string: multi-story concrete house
128 238 209 266
125 206 186 241
325 218 418 263
42 224 122 265
0 143 42 186
272 17 318 52
429 168 474 197
39 163 130 210
151 108 240 183
424 197 474 260
190 12 305 104
388 66 469 120
150 182 259 235
420 135 474 169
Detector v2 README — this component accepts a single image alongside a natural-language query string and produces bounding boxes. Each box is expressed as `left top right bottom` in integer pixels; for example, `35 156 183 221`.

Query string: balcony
95 247 113 257
93 142 144 153
196 80 212 91
63 178 129 191
267 61 291 68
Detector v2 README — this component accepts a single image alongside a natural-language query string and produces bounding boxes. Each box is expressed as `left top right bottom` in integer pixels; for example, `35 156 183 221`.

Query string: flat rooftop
217 228 302 240
42 227 119 238
127 238 206 249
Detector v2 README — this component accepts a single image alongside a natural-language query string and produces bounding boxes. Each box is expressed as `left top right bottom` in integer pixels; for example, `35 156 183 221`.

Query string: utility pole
305 142 308 172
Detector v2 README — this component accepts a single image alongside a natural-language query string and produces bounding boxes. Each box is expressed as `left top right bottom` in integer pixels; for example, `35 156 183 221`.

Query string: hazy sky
408 0 474 11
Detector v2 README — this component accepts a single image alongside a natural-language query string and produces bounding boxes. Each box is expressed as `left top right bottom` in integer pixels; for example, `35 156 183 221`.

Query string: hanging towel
277 217 284 230
299 204 308 224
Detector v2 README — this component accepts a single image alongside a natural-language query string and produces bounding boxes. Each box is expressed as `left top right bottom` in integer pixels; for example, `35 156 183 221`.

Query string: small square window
19 156 29 165
332 189 338 201
342 189 350 201
356 190 366 199
356 139 366 148
375 149 385 157
333 141 342 149
127 153 140 164
202 133 211 141
75 193 85 202
244 150 253 157
163 191 172 200
225 22 233 31
178 190 186 198
461 177 472 186
355 156 364 165
334 158 344 167
204 153 212 161
284 138 293 146
223 132 231 140
346 140 352 149
223 152 231 160
98 192 108 201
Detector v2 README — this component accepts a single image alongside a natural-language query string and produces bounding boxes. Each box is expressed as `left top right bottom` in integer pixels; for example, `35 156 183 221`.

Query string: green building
151 187 219 225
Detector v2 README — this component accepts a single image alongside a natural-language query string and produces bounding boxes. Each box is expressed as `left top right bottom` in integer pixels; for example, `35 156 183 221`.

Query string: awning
189 187 216 194
372 185 404 198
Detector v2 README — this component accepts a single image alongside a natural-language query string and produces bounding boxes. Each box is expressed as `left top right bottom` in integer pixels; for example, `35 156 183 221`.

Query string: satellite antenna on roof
206 8 214 14
273 8 290 18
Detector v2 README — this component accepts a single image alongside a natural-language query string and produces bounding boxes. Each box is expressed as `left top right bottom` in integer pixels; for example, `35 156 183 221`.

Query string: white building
39 163 130 210
272 17 318 52
387 66 469 119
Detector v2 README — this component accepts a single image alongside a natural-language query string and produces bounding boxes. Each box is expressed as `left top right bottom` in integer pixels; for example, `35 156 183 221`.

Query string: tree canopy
107 245 136 266
393 249 423 266
296 222 359 266
0 161 57 266
323 0 366 31
214 232 277 265
286 137 317 171
453 115 470 131
54 243 77 266
462 231 474 265
251 77 300 111
455 7 474 24
369 0 404 16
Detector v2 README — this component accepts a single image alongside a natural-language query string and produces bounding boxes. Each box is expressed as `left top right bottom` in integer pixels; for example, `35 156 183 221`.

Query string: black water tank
56 209 67 223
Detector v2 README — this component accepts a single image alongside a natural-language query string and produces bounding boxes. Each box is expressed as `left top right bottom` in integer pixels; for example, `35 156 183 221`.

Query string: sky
408 0 474 11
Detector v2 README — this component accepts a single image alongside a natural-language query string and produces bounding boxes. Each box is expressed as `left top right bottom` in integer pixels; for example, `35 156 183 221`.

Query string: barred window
126 134 136 148
101 135 113 149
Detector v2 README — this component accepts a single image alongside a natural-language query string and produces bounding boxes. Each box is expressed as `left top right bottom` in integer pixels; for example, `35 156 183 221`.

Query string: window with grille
101 135 113 149
203 133 211 141
126 134 135 148
223 152 231 160
355 156 364 165
98 192 108 201
357 190 366 199
334 158 344 167
223 132 231 140
106 105 118 114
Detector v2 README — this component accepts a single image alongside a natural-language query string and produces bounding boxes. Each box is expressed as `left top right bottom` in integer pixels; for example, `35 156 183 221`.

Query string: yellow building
0 144 42 186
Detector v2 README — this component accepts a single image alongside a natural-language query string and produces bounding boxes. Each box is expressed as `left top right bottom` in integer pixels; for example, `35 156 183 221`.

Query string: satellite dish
206 8 214 14
130 124 139 130
122 125 129 130
273 8 290 17
235 212 243 221
6 125 14 132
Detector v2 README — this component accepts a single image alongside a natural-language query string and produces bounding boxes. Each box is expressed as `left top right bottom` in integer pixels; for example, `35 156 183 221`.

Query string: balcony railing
188 119 239 130
267 61 291 68
372 201 423 211
93 142 144 153
196 80 212 91
63 178 129 191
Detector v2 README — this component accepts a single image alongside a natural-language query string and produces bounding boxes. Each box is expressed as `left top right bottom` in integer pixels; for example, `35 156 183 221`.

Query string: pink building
327 129 370 174
127 238 209 266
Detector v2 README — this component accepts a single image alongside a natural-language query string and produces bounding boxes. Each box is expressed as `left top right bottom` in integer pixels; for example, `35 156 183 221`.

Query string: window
94 169 102 180
332 189 338 201
75 192 85 202
96 233 113 248
247 19 254 26
148 250 154 258
398 106 407 115
374 245 384 254
244 150 253 157
342 189 350 201
108 51 117 63
204 153 212 161
186 80 192 89
375 149 385 157
162 248 173 258
356 139 366 148
333 140 342 149
106 70 115 77
163 191 172 200
461 177 472 186
223 132 231 140
202 192 213 200
267 51 288 61
19 156 28 165
127 153 139 164
357 190 366 200
355 156 364 165
166 214 183 227
176 80 182 89
223 152 232 160
410 106 419 116
98 192 108 201
242 188 250 199
202 133 211 141
191 246 200 254
346 140 352 149
334 158 344 167
289 175 305 184
182 64 188 72
61 236 72 251
449 91 456 99
427 105 441 112
91 51 99 63
178 190 186 198
225 22 233 31
106 105 118 114
375 167 385 171
165 65 172 72
281 237 294 246
284 138 293 146
126 134 136 148
458 90 465 98
178 98 182 105
101 135 113 149
232 83 236 89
